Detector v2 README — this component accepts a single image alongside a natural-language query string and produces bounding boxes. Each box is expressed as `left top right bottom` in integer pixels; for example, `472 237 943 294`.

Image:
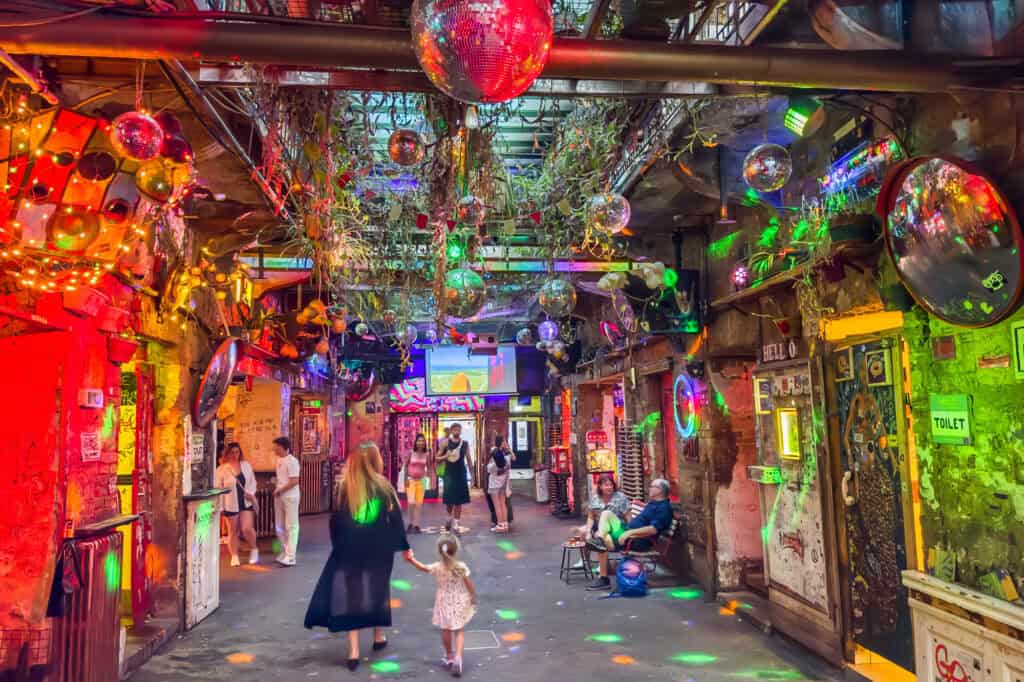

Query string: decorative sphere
538 319 559 342
110 111 164 161
135 160 174 202
424 327 439 344
743 143 792 192
102 198 132 225
731 263 750 289
48 208 100 252
355 322 370 336
388 129 425 166
538 278 577 318
161 135 193 164
456 195 486 228
410 0 553 104
382 309 398 325
515 327 534 345
400 322 419 345
443 268 487 318
587 193 631 235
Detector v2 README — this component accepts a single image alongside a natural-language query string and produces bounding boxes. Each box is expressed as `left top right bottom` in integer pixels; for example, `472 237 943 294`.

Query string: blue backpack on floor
616 558 648 597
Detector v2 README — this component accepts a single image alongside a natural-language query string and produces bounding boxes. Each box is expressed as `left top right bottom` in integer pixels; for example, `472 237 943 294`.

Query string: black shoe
407 524 414 533
372 639 388 651
413 525 422 534
586 576 612 591
346 658 360 671
585 538 607 553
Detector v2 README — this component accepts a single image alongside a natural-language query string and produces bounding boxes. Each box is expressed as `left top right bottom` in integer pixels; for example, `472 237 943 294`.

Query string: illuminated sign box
929 394 972 445
775 408 801 460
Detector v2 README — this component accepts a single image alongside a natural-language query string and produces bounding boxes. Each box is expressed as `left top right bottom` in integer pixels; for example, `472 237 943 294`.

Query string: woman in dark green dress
438 423 471 532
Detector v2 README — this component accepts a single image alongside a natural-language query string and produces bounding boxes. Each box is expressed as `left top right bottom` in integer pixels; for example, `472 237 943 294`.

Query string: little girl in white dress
405 534 477 677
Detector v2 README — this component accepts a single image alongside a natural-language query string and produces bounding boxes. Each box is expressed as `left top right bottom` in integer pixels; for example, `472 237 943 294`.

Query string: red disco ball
109 111 164 161
410 0 553 104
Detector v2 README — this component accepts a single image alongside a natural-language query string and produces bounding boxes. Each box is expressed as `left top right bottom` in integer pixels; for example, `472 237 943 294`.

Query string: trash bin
534 467 550 503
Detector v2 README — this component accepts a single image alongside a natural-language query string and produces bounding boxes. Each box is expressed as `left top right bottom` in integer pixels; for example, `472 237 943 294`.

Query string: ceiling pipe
0 12 1013 92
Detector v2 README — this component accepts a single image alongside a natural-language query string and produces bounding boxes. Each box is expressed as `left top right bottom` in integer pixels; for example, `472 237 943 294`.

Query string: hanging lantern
587 193 631 235
456 195 486 228
538 278 577 318
47 207 101 253
444 267 487 318
409 0 553 104
743 143 792 192
515 327 534 345
109 111 164 161
388 129 426 166
135 159 174 203
538 319 559 342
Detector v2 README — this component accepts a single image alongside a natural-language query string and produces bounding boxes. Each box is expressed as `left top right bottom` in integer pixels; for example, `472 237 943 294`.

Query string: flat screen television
425 345 518 396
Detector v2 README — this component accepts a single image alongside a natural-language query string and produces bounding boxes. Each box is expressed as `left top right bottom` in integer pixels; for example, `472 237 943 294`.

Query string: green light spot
708 231 743 260
446 239 465 261
734 668 806 679
354 497 381 525
496 609 519 621
963 300 974 310
791 219 810 242
194 500 214 538
102 405 117 440
668 588 702 600
670 652 718 665
663 267 679 288
104 552 120 592
391 579 412 592
757 218 781 248
496 540 517 552
586 633 623 643
371 661 402 674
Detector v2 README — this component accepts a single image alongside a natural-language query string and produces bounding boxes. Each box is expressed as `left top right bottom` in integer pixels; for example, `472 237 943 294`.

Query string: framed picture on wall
835 347 854 382
865 349 892 386
755 378 772 415
1013 321 1024 380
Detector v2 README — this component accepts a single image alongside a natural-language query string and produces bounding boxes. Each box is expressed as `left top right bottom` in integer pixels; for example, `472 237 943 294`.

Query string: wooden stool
559 541 593 583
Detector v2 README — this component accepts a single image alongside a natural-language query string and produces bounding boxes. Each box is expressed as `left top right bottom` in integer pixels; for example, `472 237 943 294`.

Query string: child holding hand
405 534 477 677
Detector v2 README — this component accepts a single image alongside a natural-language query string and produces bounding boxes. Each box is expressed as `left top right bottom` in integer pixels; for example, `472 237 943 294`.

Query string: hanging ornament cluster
456 194 486 229
538 277 577 318
0 107 197 293
409 0 554 103
443 267 487 318
635 261 669 290
536 337 568 361
388 129 426 166
587 193 631 235
743 143 792 192
596 271 628 291
515 327 534 345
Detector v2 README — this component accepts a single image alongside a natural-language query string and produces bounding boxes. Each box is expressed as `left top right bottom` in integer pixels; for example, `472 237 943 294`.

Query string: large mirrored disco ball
110 111 164 161
410 0 554 103
444 267 487 318
587 193 631 235
538 278 577 318
743 143 792 192
388 129 426 166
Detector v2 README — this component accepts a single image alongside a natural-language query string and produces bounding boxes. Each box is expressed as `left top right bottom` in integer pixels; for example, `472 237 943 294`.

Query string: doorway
833 338 915 671
508 417 541 469
439 414 479 487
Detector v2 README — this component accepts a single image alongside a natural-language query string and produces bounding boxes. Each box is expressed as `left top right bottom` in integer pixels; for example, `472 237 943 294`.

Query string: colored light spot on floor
389 598 402 608
371 660 402 673
586 633 623 644
612 655 636 665
501 632 525 643
242 564 271 573
671 652 719 665
271 540 282 554
496 609 519 621
668 588 702 600
719 599 739 615
391 579 412 592
226 653 254 664
496 540 517 552
733 668 806 679
505 551 523 560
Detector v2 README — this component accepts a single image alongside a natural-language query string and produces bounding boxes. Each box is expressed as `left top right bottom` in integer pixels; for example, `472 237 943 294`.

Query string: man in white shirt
272 436 301 566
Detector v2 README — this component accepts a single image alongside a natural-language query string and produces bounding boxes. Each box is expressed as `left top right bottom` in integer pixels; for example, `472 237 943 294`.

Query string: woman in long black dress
304 442 410 670
438 422 471 533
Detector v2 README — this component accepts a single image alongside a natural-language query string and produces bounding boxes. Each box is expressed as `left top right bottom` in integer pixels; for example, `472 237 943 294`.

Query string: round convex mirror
881 156 1024 327
192 338 239 428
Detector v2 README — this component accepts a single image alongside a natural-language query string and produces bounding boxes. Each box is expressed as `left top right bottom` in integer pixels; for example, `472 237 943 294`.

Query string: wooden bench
611 500 684 578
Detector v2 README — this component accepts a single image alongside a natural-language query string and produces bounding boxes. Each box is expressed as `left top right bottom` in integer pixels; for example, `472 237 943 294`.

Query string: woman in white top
486 435 511 533
215 442 259 566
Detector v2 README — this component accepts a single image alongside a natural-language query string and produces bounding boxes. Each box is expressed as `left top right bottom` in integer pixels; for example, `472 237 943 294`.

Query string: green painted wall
904 307 1024 592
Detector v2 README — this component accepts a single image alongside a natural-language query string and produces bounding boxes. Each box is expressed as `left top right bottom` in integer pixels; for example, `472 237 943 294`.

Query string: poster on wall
929 394 972 445
234 382 284 472
301 414 320 455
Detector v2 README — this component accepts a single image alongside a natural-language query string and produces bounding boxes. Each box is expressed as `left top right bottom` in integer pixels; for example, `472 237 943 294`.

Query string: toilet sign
929 394 972 445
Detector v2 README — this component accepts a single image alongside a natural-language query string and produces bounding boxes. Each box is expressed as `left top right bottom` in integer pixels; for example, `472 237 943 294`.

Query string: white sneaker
249 549 259 565
230 555 240 567
275 552 285 563
279 556 296 567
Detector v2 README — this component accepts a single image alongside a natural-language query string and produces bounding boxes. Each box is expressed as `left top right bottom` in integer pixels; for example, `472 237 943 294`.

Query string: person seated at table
585 479 674 591
576 474 630 540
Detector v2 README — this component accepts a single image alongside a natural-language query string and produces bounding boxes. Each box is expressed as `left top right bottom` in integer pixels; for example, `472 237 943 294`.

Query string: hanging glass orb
743 143 792 192
48 208 101 253
515 327 534 345
388 129 426 166
410 0 553 104
587 193 631 235
161 135 193 164
400 322 419 345
424 327 439 344
731 263 750 289
538 319 559 342
538 278 577 318
135 160 174 203
110 111 164 161
444 267 487 318
456 195 486 228
355 322 370 336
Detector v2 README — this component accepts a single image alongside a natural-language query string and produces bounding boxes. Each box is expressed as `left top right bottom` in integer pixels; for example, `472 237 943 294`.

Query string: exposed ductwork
0 11 1017 93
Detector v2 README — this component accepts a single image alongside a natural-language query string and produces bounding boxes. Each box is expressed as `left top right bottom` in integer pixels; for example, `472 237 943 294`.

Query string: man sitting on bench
585 479 673 591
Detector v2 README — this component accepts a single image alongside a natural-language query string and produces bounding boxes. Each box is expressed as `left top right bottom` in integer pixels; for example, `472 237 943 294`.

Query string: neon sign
673 374 698 439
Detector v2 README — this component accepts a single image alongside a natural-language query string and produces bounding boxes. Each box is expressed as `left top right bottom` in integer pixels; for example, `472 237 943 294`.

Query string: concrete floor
130 493 844 681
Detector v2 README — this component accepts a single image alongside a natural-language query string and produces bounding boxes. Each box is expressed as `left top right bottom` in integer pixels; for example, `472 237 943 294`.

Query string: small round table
559 540 594 583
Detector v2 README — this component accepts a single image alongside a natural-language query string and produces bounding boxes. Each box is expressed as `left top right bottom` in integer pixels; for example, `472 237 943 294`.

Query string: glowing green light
663 267 679 288
791 219 810 242
371 661 402 673
757 218 781 248
354 497 382 525
102 404 117 440
390 579 412 592
586 633 623 643
194 500 214 538
496 609 519 621
446 239 465 261
346 409 353 417
670 652 718 665
667 588 702 600
708 230 742 260
496 540 517 553
104 551 120 592
714 390 727 413
734 668 806 679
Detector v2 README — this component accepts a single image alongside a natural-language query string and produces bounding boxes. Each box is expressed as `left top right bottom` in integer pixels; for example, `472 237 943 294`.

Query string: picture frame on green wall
1012 321 1024 380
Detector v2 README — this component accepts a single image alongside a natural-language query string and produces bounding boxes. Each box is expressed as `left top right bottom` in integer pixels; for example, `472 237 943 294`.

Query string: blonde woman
214 442 259 566
304 442 411 671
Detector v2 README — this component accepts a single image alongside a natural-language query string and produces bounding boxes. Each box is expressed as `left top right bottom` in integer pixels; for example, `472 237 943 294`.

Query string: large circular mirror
192 337 239 427
881 156 1024 327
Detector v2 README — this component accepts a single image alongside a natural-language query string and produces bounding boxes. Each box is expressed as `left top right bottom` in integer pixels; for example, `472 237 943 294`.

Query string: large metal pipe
0 11 1009 92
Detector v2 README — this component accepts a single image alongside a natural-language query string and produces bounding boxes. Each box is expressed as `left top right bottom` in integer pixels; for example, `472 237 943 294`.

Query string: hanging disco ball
587 193 631 235
515 327 534 345
110 111 164 161
135 160 174 203
538 278 577 318
456 195 486 228
538 319 559 342
743 143 792 192
409 0 554 104
444 268 487 318
388 129 426 166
